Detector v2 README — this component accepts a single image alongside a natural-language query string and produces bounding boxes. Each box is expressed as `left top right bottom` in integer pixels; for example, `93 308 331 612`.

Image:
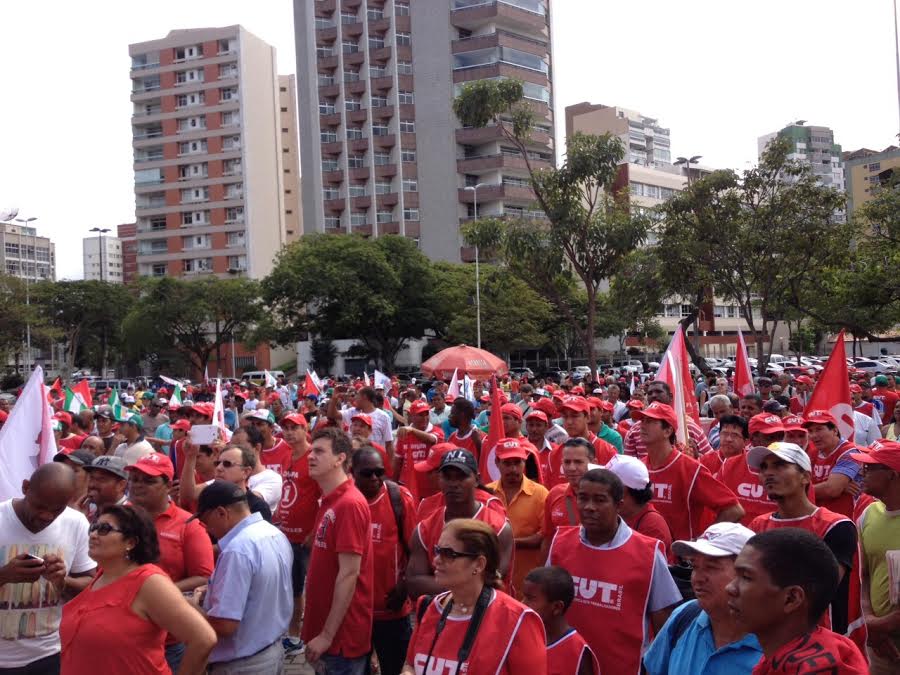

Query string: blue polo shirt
643 600 762 675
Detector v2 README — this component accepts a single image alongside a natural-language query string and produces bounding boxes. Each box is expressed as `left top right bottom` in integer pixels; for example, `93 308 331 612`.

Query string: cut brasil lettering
572 576 624 610
651 483 673 502
414 654 464 675
737 482 765 499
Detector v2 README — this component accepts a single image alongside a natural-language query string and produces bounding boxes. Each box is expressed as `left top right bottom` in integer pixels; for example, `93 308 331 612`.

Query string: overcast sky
2 1 897 279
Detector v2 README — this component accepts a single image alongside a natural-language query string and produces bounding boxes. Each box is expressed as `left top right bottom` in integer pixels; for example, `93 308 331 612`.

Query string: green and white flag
170 384 184 406
107 389 129 422
63 387 88 414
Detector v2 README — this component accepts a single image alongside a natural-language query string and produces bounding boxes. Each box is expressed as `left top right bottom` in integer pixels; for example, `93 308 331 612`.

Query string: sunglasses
357 467 385 479
433 545 478 560
89 522 124 536
214 460 244 469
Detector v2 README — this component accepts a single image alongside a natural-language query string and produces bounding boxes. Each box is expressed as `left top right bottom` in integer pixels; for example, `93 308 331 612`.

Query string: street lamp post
15 217 37 374
89 227 111 282
674 155 703 187
464 183 488 349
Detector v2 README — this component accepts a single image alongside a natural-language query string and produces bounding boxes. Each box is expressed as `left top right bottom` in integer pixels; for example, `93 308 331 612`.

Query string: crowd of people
0 365 898 674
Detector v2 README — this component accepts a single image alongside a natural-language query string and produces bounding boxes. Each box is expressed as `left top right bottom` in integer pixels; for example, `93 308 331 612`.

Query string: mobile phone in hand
23 553 45 564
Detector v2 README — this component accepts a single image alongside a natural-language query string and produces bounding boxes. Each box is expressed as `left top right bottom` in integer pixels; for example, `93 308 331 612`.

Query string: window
342 40 359 54
343 69 360 83
151 263 167 277
399 119 415 133
324 216 341 228
377 210 394 223
174 45 202 61
149 216 167 230
372 123 390 136
869 162 881 171
4 243 19 256
403 208 419 221
395 2 409 16
396 32 411 46
348 184 367 197
375 181 391 194
318 73 335 86
220 87 239 102
341 11 358 23
183 234 211 250
368 35 385 50
371 95 389 107
221 111 239 126
350 211 368 226
374 152 391 166
178 139 208 155
397 61 413 75
319 99 336 115
181 187 209 203
402 178 418 192
345 98 362 112
369 65 387 78
177 115 206 132
227 255 247 271
222 135 241 150
226 183 243 199
218 38 237 54
346 127 365 140
367 7 384 20
181 211 208 226
175 69 204 84
323 186 340 200
315 16 335 30
348 154 365 168
223 158 242 175
227 231 245 247
322 158 339 172
401 148 416 162
398 91 414 104
176 92 205 108
225 207 244 222
316 46 333 59
183 258 212 273
321 129 338 143
503 175 530 188
177 163 207 179
135 168 163 185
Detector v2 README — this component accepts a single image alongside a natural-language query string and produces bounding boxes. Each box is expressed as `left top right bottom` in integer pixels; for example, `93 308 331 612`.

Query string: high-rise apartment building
294 0 555 262
117 223 138 284
83 234 124 283
0 222 55 282
566 102 673 168
843 145 900 216
129 26 289 280
279 75 304 243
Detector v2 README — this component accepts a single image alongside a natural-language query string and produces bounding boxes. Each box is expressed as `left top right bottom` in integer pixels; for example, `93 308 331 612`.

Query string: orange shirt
486 477 549 593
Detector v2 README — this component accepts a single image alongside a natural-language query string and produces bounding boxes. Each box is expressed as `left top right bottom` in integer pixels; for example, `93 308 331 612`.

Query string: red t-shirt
407 590 546 675
154 501 214 583
700 450 725 475
415 489 506 522
624 503 672 558
58 434 87 451
367 483 416 620
397 424 444 502
643 450 740 541
751 626 868 675
447 427 482 461
871 387 898 425
279 450 321 544
543 483 579 542
260 438 292 475
545 436 617 489
302 479 374 658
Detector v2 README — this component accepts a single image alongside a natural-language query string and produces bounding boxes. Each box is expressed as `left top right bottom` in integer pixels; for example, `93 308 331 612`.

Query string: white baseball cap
603 454 650 490
672 522 756 558
747 441 812 473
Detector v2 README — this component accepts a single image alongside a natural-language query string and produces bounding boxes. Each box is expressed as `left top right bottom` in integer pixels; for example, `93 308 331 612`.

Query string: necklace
451 593 474 614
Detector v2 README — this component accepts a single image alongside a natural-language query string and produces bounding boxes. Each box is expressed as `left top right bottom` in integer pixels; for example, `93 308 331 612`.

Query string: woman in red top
402 519 547 675
60 505 216 675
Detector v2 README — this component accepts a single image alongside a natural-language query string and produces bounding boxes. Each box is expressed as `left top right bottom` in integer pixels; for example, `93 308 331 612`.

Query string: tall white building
83 235 124 283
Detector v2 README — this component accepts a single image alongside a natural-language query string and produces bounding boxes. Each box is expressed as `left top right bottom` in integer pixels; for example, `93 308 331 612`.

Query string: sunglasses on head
214 459 244 469
357 467 385 479
89 522 123 536
433 545 478 560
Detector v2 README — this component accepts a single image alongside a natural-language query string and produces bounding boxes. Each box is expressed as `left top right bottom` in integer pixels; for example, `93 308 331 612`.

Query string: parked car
510 367 535 379
241 370 286 385
852 360 896 374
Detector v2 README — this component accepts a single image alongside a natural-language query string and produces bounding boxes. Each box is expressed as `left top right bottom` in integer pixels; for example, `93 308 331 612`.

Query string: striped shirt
624 418 713 458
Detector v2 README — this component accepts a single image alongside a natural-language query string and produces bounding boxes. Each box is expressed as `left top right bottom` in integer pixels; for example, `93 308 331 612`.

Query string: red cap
192 402 214 418
803 409 837 427
167 401 182 411
495 437 529 461
559 396 590 415
849 440 900 472
782 415 807 432
281 413 308 428
414 442 457 472
479 395 491 403
532 398 558 419
586 397 603 410
795 375 814 385
849 384 862 393
570 386 585 395
267 393 281 403
525 410 549 425
170 419 191 432
500 403 523 420
408 400 431 416
749 413 786 436
599 400 615 413
351 413 373 428
125 452 175 481
634 402 678 430
54 411 73 427
0 410 7 422
626 399 645 410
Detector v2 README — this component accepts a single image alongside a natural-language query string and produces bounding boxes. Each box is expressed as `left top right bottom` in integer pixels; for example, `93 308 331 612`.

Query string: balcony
451 0 548 34
451 28 548 55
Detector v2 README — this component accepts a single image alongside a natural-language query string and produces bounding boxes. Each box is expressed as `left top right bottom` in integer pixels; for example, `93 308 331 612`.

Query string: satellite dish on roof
0 207 19 222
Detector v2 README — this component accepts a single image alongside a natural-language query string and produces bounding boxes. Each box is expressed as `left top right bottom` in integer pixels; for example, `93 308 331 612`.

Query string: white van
241 370 285 386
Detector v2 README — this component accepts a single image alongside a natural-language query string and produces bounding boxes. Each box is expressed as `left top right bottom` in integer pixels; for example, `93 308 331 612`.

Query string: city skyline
2 0 898 279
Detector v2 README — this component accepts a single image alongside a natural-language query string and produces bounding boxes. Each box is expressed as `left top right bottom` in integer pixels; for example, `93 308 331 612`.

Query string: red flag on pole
656 327 700 446
479 374 505 482
72 379 93 410
734 330 754 397
805 330 854 440
303 370 321 398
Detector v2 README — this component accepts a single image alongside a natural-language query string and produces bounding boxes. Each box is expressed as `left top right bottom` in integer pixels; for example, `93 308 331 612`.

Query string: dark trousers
371 616 412 675
0 653 60 675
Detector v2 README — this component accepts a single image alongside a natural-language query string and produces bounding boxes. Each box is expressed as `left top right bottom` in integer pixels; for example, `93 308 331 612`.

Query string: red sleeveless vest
547 628 600 675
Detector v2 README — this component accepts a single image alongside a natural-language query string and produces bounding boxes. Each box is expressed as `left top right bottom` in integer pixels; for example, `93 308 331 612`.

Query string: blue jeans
164 642 185 673
315 654 368 675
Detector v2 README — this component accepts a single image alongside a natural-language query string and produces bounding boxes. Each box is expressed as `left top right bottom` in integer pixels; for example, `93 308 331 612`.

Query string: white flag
0 367 57 501
212 379 232 442
374 369 391 390
364 371 371 387
447 369 460 398
463 375 476 402
264 370 278 388
159 374 184 387
307 369 324 392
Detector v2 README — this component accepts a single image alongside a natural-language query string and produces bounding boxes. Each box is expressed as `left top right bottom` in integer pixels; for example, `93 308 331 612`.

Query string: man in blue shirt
191 481 293 673
644 522 762 675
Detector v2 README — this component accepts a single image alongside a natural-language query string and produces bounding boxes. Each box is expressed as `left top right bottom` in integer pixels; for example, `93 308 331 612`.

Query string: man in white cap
643 522 762 674
605 455 672 555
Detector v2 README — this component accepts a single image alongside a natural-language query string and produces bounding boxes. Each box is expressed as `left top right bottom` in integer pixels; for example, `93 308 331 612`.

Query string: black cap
188 480 248 521
53 449 96 467
763 399 785 414
84 455 128 479
439 449 478 476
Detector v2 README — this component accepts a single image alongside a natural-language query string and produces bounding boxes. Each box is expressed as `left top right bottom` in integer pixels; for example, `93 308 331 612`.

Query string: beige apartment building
843 145 900 216
280 75 303 243
1 221 55 282
129 26 290 280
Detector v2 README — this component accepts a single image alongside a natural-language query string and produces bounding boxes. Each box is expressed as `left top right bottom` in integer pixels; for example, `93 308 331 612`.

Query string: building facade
294 0 555 262
129 26 288 280
117 223 138 284
843 145 900 216
82 235 124 283
280 75 304 243
1 222 55 282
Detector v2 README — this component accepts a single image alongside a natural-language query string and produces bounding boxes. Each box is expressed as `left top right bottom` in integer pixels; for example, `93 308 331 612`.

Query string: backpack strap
668 600 703 650
385 480 409 558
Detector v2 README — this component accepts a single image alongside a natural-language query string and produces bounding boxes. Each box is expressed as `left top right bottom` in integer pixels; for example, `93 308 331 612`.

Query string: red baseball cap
781 415 807 432
748 413 786 436
500 403 523 420
414 442 457 473
586 397 603 410
408 400 431 416
192 403 214 418
570 386 585 395
626 399 645 410
495 437 529 461
267 393 281 403
849 384 862 394
525 410 549 425
281 413 308 428
479 395 491 403
170 419 191 432
532 398 558 419
634 402 678 430
599 400 615 413
795 376 814 385
850 440 900 472
351 413 373 428
54 411 73 427
125 452 175 481
559 396 590 415
803 409 837 427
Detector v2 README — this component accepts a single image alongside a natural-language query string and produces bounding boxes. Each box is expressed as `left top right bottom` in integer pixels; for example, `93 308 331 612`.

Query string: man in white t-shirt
0 463 96 673
328 385 394 461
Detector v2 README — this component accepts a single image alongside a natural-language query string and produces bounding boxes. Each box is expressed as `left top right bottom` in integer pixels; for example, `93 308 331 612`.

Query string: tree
455 80 650 378
310 338 337 374
261 234 443 371
0 274 51 373
122 276 262 375
654 136 849 367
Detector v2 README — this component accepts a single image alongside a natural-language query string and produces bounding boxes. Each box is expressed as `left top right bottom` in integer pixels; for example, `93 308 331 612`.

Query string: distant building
843 145 900 216
0 222 55 282
118 223 138 284
279 74 303 243
83 234 124 283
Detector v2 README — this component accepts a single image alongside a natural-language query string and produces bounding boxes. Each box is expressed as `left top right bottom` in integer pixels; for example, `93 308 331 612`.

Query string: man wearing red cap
713 415 778 526
852 440 900 671
546 397 616 486
872 375 899 425
348 413 388 466
623 381 713 459
782 414 809 450
525 410 556 482
851 384 880 422
638 402 743 542
748 413 786 449
788 376 814 414
803 409 863 519
617 399 644 439
392 400 443 502
588 398 623 453
487 438 549 593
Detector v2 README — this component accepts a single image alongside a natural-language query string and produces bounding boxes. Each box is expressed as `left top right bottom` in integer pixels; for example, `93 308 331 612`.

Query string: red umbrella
421 345 508 380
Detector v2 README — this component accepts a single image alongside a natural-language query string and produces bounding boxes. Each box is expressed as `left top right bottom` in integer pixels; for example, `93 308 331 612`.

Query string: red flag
656 327 700 445
806 330 854 440
479 375 505 482
303 370 320 398
734 330 754 397
72 379 93 410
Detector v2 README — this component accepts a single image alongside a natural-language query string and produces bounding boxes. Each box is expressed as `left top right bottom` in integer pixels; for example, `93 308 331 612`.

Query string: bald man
0 463 96 672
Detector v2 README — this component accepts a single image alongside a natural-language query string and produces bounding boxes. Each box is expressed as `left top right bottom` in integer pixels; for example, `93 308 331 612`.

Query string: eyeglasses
357 467 385 479
433 545 478 560
214 460 244 469
89 522 124 536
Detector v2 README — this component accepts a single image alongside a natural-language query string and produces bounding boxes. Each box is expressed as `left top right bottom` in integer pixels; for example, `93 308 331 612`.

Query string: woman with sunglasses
401 518 546 675
60 505 217 674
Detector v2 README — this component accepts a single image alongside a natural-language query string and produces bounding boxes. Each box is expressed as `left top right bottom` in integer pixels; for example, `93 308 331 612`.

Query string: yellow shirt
487 476 549 595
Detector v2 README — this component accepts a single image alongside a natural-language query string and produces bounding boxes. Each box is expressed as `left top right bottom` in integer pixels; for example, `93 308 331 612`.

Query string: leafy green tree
0 274 52 374
310 338 337 374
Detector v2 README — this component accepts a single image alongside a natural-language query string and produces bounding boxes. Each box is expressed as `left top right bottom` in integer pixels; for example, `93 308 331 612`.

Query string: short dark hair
101 504 160 565
562 437 596 460
719 414 749 439
579 468 624 502
350 445 383 471
358 386 376 403
242 423 264 448
647 380 672 397
223 444 256 469
525 566 575 611
746 528 839 625
627 484 653 506
741 393 763 406
451 397 475 421
312 426 353 461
